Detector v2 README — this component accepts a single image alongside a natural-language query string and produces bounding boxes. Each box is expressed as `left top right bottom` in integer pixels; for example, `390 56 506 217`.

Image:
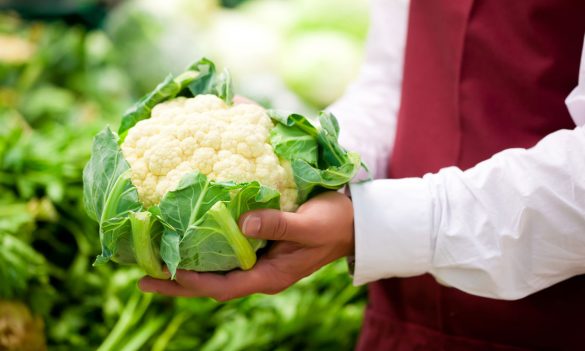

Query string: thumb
239 209 307 242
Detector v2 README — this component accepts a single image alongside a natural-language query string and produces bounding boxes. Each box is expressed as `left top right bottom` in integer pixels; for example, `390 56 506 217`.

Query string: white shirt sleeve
351 125 585 300
351 37 585 299
328 0 410 179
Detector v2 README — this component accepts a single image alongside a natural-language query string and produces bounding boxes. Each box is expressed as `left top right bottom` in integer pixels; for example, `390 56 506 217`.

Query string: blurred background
0 0 369 350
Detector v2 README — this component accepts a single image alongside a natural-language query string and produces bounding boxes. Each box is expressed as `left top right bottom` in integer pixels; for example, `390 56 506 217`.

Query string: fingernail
242 215 261 236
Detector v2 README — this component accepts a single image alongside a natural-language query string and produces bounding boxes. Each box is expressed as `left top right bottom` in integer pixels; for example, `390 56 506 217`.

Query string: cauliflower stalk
83 58 362 278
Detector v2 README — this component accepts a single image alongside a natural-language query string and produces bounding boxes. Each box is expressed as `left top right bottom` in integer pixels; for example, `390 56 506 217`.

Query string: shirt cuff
349 178 434 285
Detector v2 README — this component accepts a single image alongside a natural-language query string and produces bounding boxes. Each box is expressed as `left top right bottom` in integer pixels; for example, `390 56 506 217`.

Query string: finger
239 209 311 243
173 261 295 301
139 277 197 297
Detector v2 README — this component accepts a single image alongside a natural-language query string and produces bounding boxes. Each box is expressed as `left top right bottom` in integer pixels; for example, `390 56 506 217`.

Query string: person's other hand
138 191 354 301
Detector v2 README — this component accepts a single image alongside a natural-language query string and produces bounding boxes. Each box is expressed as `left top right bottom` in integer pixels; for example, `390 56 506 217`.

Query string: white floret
121 94 298 210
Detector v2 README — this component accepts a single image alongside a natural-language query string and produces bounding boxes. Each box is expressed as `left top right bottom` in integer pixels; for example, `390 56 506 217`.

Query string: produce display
0 1 368 350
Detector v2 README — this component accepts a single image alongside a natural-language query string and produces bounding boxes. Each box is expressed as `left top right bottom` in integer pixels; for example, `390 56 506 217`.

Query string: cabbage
291 0 370 41
280 31 364 108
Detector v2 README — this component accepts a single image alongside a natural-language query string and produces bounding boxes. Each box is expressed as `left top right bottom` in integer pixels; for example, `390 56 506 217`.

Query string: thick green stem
100 170 131 224
209 202 256 270
130 211 168 279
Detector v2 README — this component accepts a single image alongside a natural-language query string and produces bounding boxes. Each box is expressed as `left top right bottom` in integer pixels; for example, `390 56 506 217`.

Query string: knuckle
273 212 289 241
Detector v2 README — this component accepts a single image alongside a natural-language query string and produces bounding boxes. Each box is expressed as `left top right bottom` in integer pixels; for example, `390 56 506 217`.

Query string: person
140 0 585 349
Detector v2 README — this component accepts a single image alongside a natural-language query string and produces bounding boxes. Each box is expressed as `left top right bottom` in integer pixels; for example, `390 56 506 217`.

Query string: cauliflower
121 94 298 210
83 58 362 277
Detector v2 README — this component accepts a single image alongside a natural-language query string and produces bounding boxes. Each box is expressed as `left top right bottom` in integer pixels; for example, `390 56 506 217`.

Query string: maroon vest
357 1 585 350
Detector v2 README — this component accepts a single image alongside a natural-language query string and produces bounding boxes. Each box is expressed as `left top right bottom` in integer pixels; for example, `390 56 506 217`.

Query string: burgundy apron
356 1 585 350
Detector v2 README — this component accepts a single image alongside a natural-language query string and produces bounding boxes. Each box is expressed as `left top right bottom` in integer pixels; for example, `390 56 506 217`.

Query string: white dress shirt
330 0 585 300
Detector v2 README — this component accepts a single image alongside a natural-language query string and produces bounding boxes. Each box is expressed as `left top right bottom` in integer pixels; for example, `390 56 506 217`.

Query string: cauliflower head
121 94 298 211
